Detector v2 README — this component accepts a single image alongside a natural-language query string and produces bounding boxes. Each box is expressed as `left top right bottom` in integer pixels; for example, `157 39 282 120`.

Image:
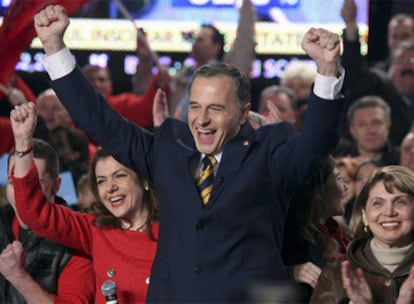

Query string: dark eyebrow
392 194 412 201
112 169 126 175
209 104 225 109
96 168 126 179
189 101 225 107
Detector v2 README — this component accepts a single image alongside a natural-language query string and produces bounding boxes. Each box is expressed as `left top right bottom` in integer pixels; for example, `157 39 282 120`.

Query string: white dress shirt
42 47 345 100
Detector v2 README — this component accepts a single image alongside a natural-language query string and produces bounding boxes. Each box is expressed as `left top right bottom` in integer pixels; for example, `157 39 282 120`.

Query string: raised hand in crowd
152 88 169 127
396 265 414 304
10 102 37 151
34 6 69 55
0 241 28 286
341 0 358 41
0 84 28 106
341 260 372 304
302 27 341 76
263 99 282 125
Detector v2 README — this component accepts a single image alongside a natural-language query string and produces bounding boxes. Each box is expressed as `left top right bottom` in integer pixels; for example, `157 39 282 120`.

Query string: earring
144 181 149 191
363 226 369 233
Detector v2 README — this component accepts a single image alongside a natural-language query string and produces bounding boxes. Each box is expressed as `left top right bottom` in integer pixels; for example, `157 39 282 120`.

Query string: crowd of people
1 0 414 303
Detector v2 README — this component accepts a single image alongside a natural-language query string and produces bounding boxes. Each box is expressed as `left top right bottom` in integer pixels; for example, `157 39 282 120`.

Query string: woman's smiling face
95 156 145 226
362 182 414 249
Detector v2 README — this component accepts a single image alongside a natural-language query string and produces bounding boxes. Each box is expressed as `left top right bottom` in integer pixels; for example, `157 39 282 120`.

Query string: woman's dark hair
294 155 346 262
87 148 159 240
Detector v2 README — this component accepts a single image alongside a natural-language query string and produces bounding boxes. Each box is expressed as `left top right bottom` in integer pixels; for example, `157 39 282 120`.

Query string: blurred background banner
0 0 88 99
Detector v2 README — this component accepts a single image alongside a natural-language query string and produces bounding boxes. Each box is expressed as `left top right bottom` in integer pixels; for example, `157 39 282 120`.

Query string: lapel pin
107 268 116 277
243 140 250 146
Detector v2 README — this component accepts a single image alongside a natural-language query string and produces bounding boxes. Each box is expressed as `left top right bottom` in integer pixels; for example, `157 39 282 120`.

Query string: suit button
384 278 392 286
195 266 203 274
196 222 204 230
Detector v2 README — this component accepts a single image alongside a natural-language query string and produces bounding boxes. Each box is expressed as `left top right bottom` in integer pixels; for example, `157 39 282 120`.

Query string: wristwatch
14 145 33 158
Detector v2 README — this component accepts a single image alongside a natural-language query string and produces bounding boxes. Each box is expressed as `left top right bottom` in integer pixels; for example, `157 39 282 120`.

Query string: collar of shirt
195 152 222 178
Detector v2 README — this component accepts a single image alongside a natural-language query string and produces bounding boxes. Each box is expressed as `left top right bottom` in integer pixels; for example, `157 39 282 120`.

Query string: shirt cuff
313 66 345 99
41 48 76 80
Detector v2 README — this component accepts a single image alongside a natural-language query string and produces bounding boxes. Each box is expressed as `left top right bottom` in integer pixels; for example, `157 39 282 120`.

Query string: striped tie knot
196 155 217 205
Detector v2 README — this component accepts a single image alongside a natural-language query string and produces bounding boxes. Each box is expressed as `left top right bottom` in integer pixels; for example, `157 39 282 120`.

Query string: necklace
122 214 150 231
134 222 147 232
122 221 147 232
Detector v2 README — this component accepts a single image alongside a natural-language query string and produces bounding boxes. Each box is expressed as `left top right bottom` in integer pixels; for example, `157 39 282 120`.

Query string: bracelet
14 145 33 158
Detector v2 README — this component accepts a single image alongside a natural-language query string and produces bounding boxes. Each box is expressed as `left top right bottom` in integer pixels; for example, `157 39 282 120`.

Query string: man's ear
349 124 357 139
212 43 221 58
53 176 62 196
240 103 252 124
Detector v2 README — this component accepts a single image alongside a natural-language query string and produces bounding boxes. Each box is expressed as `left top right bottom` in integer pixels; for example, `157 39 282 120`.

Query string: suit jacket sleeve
13 162 95 255
51 66 153 178
0 117 13 156
54 252 95 303
268 92 346 192
341 28 369 93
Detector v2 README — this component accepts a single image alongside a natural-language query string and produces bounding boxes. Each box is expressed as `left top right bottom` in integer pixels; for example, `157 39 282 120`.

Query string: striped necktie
196 155 217 205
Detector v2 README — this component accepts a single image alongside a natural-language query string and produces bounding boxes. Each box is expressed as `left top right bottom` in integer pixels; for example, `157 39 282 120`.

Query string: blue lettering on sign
172 0 299 9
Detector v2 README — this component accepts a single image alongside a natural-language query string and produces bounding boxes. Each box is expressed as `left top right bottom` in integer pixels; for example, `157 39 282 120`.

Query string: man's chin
196 143 216 155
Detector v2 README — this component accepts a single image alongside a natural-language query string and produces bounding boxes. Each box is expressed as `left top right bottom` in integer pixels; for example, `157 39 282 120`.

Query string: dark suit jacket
51 66 346 302
332 138 400 166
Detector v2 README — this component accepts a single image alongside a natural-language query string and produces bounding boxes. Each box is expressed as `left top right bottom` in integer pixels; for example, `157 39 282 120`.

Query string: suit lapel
207 123 255 207
172 138 205 215
173 122 255 211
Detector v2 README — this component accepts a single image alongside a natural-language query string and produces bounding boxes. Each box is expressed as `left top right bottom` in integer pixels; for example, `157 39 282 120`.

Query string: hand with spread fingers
397 266 414 304
264 99 282 125
153 89 170 127
341 260 372 304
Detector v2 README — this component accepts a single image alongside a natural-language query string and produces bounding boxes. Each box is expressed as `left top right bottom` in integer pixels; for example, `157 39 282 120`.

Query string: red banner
0 0 88 100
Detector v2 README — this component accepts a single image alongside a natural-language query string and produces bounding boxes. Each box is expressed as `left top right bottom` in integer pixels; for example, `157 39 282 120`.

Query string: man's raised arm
302 27 344 100
34 5 68 56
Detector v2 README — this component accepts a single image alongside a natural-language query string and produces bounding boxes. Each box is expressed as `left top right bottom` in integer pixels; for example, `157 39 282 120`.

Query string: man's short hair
280 60 317 87
8 138 60 180
81 64 111 79
201 24 225 61
389 13 414 31
51 126 90 163
347 95 391 125
259 85 296 109
190 62 251 108
37 88 57 101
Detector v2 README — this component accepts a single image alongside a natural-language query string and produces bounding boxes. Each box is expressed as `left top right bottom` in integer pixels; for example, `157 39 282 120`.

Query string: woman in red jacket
9 102 159 303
